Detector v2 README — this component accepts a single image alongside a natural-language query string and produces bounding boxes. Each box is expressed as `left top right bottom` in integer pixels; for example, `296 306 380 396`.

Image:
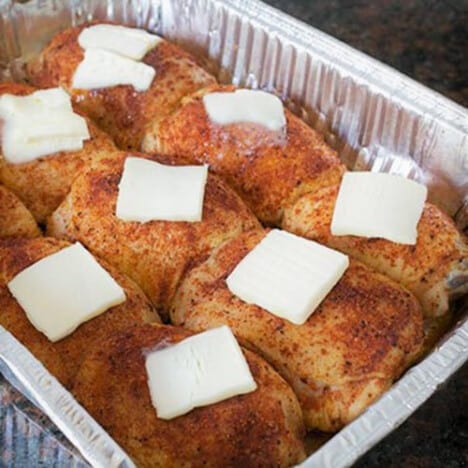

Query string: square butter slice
331 172 427 244
7 243 126 342
226 230 349 325
145 326 257 419
116 157 208 223
203 89 286 131
0 88 90 164
78 24 162 60
72 49 155 92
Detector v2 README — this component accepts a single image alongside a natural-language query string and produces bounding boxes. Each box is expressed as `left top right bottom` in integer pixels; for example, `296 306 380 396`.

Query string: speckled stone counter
263 0 468 466
264 0 467 106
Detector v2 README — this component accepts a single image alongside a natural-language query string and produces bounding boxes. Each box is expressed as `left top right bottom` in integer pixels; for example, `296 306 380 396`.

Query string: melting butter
8 243 126 342
145 326 257 419
116 156 208 223
226 229 349 325
203 89 286 131
331 172 427 244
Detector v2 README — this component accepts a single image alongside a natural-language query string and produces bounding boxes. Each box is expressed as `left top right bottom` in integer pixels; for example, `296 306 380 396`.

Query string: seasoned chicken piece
28 23 217 150
72 324 306 467
48 152 260 318
170 230 425 432
0 237 159 388
0 82 115 223
0 185 41 238
282 184 468 318
144 84 346 225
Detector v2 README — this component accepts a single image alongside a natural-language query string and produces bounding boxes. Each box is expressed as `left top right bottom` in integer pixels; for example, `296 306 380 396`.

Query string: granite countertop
263 0 467 466
264 0 467 106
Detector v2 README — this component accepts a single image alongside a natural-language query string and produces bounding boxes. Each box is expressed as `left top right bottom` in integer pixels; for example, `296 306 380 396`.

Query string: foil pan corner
0 327 135 468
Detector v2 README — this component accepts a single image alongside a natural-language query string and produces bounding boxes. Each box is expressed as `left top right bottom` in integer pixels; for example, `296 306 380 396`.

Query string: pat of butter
0 88 90 164
72 49 155 92
226 230 349 325
145 326 257 419
331 172 427 244
0 88 73 113
78 24 162 60
116 157 208 223
7 243 126 342
203 89 286 131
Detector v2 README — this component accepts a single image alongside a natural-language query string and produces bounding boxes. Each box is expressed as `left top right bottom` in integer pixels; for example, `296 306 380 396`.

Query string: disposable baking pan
0 0 467 466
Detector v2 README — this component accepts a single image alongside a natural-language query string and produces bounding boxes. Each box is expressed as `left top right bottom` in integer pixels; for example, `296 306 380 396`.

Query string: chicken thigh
48 152 260 318
0 82 115 223
28 23 217 150
282 184 468 318
170 230 425 432
144 85 346 225
72 324 306 467
0 185 41 238
0 237 159 387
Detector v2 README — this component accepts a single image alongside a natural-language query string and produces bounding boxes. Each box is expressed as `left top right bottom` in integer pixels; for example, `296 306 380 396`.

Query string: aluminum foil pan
0 0 467 467
0 327 135 467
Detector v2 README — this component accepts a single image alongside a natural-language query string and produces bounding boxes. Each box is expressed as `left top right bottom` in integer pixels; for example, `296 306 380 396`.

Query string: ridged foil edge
0 327 135 468
0 376 88 467
161 0 468 224
219 0 468 131
301 314 468 467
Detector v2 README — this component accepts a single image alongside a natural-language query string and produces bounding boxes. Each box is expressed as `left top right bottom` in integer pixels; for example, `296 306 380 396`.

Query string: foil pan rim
221 0 468 133
300 314 468 467
0 326 135 468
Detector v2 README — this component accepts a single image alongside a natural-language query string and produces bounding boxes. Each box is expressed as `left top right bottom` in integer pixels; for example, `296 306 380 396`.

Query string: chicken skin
0 185 41 238
282 184 468 318
48 152 260 318
144 85 346 225
28 23 217 150
72 324 306 467
170 230 425 432
0 237 159 388
0 82 115 223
